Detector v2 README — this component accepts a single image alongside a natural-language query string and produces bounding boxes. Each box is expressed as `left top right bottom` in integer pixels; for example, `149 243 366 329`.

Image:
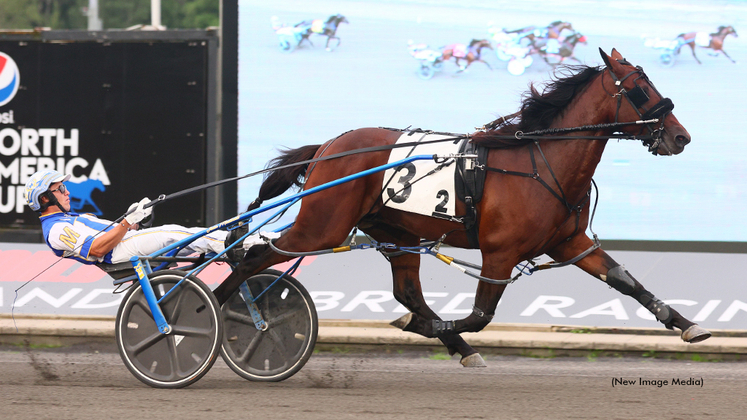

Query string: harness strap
484 143 572 212
530 235 601 272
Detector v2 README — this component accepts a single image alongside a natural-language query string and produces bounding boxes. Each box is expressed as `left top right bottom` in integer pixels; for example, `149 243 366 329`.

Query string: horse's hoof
682 325 712 343
390 313 413 330
460 353 487 368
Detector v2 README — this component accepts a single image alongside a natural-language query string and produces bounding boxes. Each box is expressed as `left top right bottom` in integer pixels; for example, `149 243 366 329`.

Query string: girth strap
454 139 489 248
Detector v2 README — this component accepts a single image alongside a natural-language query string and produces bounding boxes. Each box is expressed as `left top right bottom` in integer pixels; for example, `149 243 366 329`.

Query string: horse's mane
327 14 344 24
472 64 603 149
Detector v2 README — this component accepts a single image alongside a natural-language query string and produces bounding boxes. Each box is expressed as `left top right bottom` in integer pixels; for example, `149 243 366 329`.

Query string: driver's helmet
23 169 71 211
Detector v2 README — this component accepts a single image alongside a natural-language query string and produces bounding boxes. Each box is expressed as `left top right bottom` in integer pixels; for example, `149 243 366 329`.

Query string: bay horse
545 21 574 39
214 48 711 367
677 25 738 64
538 32 588 66
300 14 349 51
440 39 493 71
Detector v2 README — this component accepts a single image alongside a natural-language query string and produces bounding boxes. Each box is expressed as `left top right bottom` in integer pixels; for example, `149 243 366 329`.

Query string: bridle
603 59 675 154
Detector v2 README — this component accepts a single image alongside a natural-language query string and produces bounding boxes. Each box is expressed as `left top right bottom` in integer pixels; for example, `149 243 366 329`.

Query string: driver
23 169 273 265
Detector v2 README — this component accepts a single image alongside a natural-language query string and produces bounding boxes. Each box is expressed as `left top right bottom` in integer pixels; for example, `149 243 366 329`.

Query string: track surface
2 345 746 419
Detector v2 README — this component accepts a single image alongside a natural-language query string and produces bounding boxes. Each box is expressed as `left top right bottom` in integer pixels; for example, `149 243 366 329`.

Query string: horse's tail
246 144 322 212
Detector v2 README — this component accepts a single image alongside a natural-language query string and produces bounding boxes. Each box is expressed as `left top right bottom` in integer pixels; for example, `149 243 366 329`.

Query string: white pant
110 224 227 264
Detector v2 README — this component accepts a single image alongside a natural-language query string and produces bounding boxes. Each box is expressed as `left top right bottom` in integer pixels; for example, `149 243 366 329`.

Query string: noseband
605 60 674 154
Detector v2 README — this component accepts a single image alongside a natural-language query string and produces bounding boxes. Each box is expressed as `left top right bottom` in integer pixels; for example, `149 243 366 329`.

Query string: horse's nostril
676 135 691 147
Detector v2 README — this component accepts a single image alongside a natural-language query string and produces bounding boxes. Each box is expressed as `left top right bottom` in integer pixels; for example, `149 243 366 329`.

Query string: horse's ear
599 48 612 67
610 48 624 60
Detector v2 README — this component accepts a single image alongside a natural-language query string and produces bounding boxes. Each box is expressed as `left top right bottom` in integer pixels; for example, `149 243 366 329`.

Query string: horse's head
725 25 738 37
470 39 492 50
91 179 106 191
600 48 690 156
569 32 587 45
328 14 348 25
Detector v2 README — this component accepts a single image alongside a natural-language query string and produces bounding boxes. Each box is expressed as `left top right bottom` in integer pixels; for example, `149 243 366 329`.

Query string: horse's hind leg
363 224 483 366
548 236 711 343
214 198 361 304
689 45 702 64
212 239 293 305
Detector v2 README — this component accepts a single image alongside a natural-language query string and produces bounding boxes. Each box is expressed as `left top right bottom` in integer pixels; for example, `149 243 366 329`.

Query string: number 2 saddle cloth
381 130 488 247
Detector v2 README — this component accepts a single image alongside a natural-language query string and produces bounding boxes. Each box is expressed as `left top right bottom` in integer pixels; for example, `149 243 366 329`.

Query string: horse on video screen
676 25 738 64
441 39 493 71
301 14 349 51
214 48 711 367
538 31 588 66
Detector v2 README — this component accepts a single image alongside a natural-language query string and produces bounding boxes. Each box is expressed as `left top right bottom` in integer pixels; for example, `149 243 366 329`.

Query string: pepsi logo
0 52 20 107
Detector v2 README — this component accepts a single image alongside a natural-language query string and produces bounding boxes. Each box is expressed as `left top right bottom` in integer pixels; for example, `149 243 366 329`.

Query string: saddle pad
694 32 710 47
382 132 461 219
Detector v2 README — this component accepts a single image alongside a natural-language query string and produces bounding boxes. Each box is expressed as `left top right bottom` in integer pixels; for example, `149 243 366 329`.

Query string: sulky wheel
418 64 435 80
220 269 318 382
659 51 676 67
115 271 223 389
279 39 293 53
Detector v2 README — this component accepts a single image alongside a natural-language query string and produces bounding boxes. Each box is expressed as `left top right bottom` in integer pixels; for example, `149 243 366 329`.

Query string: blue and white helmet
23 170 71 211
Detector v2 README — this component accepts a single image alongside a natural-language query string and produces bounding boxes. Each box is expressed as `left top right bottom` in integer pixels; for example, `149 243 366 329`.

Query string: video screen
237 0 745 242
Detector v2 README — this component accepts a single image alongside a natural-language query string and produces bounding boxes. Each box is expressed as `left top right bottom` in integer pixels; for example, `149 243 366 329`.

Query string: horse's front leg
325 35 340 51
720 49 737 63
324 35 339 51
548 236 711 343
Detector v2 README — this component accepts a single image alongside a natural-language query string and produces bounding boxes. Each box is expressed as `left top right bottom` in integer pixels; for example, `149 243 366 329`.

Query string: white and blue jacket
40 211 115 264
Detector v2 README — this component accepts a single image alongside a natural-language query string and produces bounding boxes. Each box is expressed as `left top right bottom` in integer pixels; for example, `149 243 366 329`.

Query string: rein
130 64 675 283
143 119 662 212
142 132 467 210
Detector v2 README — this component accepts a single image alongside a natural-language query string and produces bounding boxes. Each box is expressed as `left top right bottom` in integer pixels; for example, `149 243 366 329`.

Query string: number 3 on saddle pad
382 133 460 220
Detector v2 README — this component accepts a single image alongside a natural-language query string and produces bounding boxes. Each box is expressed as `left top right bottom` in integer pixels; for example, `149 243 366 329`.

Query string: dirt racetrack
2 345 747 420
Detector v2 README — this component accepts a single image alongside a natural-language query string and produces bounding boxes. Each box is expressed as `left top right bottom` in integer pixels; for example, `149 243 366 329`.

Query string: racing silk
447 44 468 58
311 19 325 33
40 211 116 264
